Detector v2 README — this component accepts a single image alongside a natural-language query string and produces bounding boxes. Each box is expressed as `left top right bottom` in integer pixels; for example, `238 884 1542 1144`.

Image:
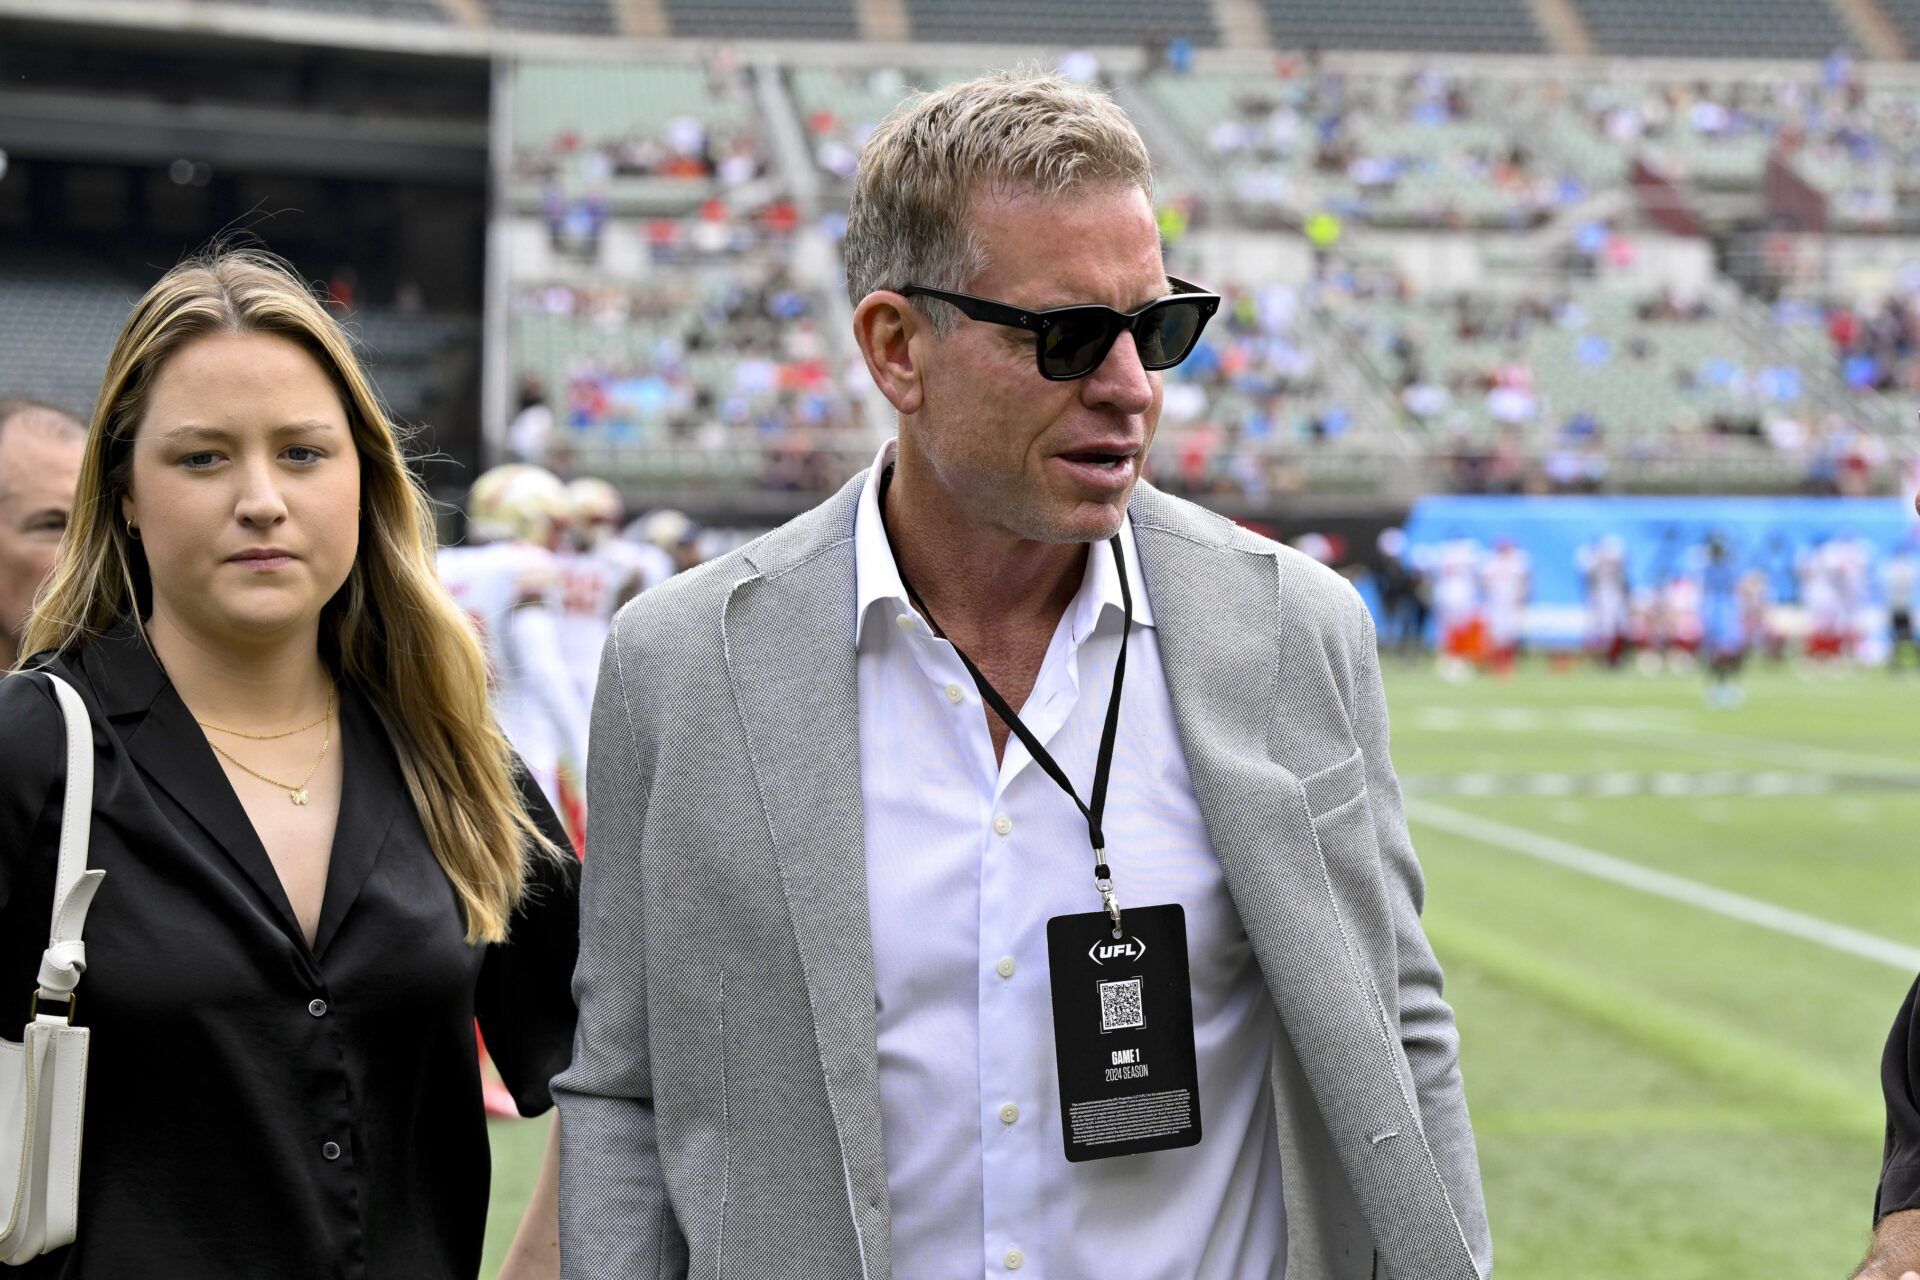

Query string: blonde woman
0 250 576 1279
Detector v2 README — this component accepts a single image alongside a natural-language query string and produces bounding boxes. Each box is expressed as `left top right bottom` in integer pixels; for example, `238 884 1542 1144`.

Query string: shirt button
1004 1248 1024 1270
995 956 1016 979
944 682 965 704
321 1141 342 1161
999 1102 1020 1125
895 613 917 632
993 814 1013 837
307 998 328 1018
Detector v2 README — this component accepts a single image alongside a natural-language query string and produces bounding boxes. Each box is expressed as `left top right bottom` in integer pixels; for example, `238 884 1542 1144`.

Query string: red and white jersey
1828 536 1873 611
556 538 651 706
1479 546 1531 648
1429 540 1484 626
438 541 589 801
1480 546 1532 610
1578 542 1629 640
1664 576 1704 646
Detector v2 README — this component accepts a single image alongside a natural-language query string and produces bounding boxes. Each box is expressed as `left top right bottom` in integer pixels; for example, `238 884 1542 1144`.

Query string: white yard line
1576 718 1920 778
1405 799 1920 973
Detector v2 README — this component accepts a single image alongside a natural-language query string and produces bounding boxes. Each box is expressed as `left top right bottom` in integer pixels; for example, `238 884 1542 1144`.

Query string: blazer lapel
722 479 890 1274
310 686 400 959
1129 489 1454 1253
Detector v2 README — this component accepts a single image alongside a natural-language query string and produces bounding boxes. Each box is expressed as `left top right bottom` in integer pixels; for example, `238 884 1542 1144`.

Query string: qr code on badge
1098 978 1145 1031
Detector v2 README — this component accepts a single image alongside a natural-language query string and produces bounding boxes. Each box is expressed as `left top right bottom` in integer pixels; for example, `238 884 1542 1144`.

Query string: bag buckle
28 988 76 1025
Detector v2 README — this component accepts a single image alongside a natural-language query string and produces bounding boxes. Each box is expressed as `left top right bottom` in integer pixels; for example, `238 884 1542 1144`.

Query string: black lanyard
878 465 1133 934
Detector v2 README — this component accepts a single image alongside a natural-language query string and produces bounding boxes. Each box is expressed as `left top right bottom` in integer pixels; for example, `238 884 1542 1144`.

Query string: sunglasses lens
1041 315 1117 379
1135 301 1207 369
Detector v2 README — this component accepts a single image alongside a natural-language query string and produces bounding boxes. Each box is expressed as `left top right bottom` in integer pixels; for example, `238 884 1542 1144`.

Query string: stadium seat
1572 0 1850 58
1258 0 1546 53
663 0 859 41
483 0 615 34
904 0 1219 46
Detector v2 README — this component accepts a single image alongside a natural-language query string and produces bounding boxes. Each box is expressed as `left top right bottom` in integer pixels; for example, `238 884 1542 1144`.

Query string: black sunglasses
901 276 1221 381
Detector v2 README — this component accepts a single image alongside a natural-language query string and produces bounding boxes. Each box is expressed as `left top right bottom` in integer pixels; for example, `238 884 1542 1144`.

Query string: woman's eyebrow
158 420 338 443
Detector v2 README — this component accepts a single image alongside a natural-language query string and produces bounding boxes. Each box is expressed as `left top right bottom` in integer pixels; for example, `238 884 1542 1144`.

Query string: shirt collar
852 437 1154 652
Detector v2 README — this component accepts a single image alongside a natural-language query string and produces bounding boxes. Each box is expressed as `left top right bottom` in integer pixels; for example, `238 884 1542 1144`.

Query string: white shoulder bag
0 673 104 1265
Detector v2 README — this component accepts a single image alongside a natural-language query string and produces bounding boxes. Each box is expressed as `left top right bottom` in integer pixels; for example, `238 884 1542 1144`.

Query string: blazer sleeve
1351 605 1493 1277
0 672 71 1040
475 766 582 1117
1878 975 1920 1221
553 623 689 1280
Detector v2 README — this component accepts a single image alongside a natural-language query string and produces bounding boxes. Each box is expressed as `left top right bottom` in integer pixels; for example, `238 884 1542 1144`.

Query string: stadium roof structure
11 0 1920 64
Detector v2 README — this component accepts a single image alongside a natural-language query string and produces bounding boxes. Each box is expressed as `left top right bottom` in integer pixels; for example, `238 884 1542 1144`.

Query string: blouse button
307 998 329 1018
321 1141 342 1161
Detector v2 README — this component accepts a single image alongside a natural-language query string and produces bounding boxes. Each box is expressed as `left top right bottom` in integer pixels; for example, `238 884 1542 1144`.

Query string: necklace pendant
290 789 309 806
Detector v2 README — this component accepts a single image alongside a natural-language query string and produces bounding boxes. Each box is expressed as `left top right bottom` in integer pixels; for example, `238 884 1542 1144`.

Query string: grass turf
483 660 1920 1278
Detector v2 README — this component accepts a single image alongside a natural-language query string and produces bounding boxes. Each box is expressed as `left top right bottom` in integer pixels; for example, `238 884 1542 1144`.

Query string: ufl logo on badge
1088 935 1148 966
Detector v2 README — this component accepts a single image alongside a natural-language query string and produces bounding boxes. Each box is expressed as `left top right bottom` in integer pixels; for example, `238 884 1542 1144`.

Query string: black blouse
1880 975 1920 1221
0 625 579 1280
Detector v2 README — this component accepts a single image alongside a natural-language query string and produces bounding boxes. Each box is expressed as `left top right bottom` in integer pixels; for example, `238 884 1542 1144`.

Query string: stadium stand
0 249 135 422
1881 0 1920 56
903 0 1218 46
225 0 450 20
663 0 860 42
510 59 770 211
1257 0 1547 54
787 65 976 183
483 0 616 34
1572 0 1852 59
0 248 476 429
509 228 870 493
1146 67 1589 228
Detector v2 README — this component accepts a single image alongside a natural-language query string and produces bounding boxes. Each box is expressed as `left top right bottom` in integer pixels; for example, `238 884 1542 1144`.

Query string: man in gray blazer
557 70 1489 1280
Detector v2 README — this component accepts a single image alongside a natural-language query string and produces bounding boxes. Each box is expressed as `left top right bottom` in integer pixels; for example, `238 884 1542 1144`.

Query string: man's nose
1082 330 1155 416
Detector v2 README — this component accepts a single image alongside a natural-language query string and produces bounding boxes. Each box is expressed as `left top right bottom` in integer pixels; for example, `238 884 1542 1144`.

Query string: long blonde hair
25 248 561 943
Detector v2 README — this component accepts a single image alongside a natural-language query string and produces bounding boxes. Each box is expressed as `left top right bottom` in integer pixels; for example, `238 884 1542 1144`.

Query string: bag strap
30 672 104 1011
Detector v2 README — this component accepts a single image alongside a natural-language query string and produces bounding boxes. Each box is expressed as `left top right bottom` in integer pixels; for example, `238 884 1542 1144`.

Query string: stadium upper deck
22 0 1920 57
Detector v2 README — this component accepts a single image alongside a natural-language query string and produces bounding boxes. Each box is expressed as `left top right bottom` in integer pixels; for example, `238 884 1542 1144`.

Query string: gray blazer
556 475 1491 1280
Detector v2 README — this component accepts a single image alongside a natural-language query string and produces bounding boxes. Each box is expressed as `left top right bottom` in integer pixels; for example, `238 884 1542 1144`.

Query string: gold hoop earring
126 518 141 542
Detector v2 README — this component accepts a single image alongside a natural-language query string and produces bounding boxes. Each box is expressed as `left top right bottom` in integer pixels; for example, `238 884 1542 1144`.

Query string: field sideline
483 661 1920 1278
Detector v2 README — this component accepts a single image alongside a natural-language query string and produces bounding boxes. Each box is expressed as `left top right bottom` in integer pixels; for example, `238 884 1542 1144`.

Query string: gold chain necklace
196 695 334 741
202 687 336 806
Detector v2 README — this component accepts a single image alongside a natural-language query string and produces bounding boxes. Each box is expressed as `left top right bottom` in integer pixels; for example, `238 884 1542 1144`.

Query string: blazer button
308 998 329 1018
321 1141 342 1161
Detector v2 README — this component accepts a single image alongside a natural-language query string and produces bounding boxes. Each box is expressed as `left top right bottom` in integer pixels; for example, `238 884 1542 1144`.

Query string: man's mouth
1058 450 1135 470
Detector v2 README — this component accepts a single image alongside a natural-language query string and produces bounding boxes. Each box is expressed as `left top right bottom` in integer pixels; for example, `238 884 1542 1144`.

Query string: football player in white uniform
557 477 651 707
438 465 591 829
438 464 590 1117
1480 537 1532 676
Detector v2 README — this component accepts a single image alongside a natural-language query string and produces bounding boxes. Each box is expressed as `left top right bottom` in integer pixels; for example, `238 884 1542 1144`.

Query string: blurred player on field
1577 535 1630 668
557 477 650 707
1479 536 1530 676
1886 539 1918 672
1800 539 1849 663
1429 537 1484 682
438 463 591 1118
438 464 591 832
1700 535 1746 708
629 506 706 580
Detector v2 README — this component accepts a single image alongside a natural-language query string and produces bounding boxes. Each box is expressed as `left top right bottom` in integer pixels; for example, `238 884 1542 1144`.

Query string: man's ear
853 291 926 416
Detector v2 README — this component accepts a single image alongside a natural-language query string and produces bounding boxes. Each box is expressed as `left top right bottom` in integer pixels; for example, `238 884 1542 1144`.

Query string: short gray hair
843 69 1154 333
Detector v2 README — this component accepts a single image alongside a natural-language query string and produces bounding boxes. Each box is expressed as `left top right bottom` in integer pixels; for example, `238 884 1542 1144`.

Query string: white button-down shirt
855 441 1286 1280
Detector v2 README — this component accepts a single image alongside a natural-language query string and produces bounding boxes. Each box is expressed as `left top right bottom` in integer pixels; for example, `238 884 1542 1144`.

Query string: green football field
482 661 1920 1278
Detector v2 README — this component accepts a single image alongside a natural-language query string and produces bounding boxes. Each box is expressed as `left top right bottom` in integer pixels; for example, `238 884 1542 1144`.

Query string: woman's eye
285 446 324 464
180 452 220 469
